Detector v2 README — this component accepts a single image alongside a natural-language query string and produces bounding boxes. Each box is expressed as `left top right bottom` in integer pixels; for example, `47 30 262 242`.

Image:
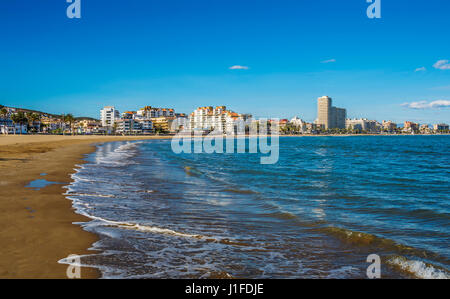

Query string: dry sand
0 135 170 278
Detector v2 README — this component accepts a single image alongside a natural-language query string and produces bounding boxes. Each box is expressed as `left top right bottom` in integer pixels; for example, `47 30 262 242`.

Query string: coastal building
75 119 103 134
122 111 136 119
382 120 397 132
290 116 307 133
136 119 154 134
420 124 432 134
151 116 171 133
331 107 347 129
433 123 449 132
0 118 14 134
116 118 144 134
100 106 120 128
316 96 331 129
346 118 381 133
0 118 27 134
189 106 249 134
170 114 189 133
316 96 346 129
305 122 320 134
404 121 419 133
137 106 175 119
40 116 66 133
116 106 186 134
279 119 289 130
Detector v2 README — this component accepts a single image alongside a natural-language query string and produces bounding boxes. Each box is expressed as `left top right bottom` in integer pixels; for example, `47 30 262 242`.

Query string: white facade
189 106 242 134
136 119 153 133
100 106 120 127
116 118 154 134
0 122 28 134
290 116 306 133
137 107 175 119
346 118 381 133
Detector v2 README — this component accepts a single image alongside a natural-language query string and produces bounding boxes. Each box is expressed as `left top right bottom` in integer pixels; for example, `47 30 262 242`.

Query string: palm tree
0 107 8 119
0 107 8 135
11 112 28 135
64 114 75 135
112 122 118 135
28 113 41 133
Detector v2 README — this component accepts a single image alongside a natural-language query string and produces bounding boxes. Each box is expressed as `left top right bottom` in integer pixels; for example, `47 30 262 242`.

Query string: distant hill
75 116 99 121
0 105 99 121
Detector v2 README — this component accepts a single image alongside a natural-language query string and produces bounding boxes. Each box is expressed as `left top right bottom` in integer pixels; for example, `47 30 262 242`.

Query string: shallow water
64 136 450 279
26 179 62 190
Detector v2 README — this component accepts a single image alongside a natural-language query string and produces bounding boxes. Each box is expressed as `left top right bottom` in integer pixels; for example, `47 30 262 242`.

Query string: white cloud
401 100 450 109
321 59 336 64
433 60 450 70
229 65 249 70
415 67 426 72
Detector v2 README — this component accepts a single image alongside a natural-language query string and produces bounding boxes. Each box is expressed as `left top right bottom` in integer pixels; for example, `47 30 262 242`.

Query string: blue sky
1 0 449 124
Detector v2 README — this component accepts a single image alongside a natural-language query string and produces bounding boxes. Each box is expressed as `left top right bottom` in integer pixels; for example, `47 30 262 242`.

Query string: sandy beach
0 135 170 278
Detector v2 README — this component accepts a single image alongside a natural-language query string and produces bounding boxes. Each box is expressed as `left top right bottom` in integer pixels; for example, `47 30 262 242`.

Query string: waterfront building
0 118 27 134
151 116 171 133
0 118 14 134
332 107 347 129
100 106 120 128
305 122 320 134
316 96 331 129
433 123 449 132
116 118 144 134
121 111 136 119
40 116 67 133
189 106 249 134
346 118 381 133
382 120 397 132
171 114 189 133
136 119 153 134
419 124 432 134
75 119 103 134
290 116 307 134
404 121 419 133
316 96 346 129
279 119 289 130
137 106 175 119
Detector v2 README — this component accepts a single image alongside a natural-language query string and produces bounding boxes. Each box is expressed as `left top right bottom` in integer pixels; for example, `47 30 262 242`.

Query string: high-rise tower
316 96 346 130
317 96 332 129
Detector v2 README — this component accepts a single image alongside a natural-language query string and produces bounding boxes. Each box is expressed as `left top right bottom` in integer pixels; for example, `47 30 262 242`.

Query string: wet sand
0 135 170 278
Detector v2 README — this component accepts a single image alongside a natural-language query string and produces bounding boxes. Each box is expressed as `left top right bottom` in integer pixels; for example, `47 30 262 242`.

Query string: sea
62 136 450 279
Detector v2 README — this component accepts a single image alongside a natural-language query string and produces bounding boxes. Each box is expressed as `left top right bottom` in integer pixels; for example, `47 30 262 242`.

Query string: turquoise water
64 136 450 278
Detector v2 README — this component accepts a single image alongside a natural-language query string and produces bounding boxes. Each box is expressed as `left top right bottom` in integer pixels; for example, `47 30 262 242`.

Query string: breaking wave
388 256 449 279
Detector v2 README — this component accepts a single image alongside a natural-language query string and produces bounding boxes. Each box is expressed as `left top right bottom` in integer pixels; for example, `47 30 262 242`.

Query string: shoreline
1 134 448 278
0 135 170 278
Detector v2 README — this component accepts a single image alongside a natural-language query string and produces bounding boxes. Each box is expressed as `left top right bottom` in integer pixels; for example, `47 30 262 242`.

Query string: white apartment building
136 119 153 133
290 116 306 133
100 106 120 127
116 119 143 134
189 106 244 134
346 118 381 133
137 106 175 119
115 111 154 134
0 118 28 134
382 120 397 132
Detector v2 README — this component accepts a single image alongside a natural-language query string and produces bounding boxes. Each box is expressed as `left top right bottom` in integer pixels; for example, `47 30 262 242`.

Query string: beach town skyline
1 1 450 124
1 97 449 136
